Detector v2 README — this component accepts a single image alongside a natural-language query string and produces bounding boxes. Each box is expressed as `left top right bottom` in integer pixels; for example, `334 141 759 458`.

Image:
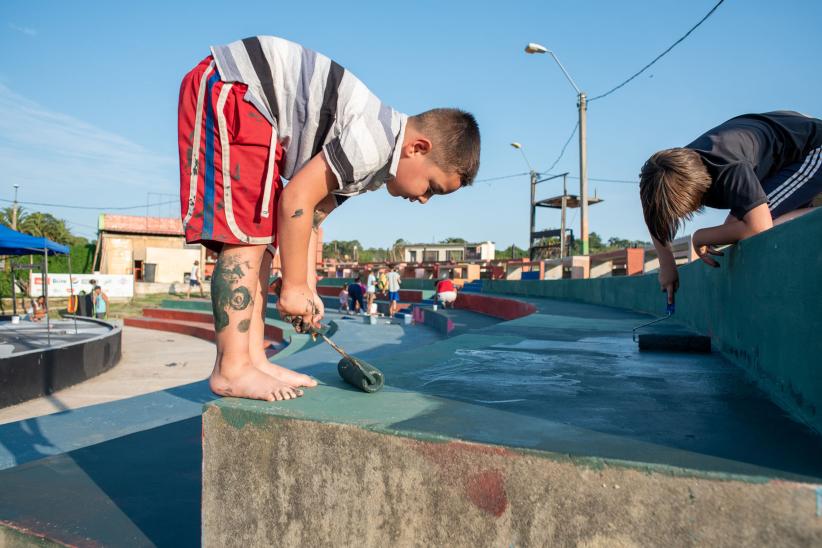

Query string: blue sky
1 0 820 248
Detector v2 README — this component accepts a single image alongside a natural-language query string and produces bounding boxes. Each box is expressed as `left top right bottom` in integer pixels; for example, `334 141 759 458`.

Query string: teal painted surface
318 278 353 287
484 210 822 433
400 279 437 290
160 299 210 311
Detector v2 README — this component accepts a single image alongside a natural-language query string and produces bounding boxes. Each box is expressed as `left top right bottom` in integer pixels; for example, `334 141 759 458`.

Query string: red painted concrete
142 308 213 324
465 470 508 517
454 293 536 321
127 311 283 343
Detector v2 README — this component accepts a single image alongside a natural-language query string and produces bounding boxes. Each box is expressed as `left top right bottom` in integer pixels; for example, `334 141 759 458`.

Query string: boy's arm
307 193 338 292
652 236 678 305
692 203 773 267
277 153 338 327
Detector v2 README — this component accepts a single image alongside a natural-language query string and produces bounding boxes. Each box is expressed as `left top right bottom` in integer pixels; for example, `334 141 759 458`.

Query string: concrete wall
202 405 822 547
483 210 822 434
145 247 200 283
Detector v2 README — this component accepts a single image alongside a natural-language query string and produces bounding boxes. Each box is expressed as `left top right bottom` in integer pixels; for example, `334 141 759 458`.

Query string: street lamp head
510 142 522 149
524 43 548 54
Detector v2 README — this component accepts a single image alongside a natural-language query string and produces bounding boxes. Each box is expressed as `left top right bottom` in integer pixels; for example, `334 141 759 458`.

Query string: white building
402 241 495 263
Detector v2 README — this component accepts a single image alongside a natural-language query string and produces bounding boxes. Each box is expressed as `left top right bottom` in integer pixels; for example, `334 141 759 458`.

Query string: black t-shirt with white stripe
686 111 822 219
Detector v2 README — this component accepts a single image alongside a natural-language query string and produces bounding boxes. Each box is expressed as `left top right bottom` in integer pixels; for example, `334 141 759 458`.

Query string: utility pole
529 170 537 260
578 92 589 255
12 184 19 230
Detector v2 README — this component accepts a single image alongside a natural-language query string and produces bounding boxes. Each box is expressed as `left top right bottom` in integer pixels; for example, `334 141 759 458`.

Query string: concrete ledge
482 210 822 434
412 306 454 334
0 320 122 408
203 402 822 547
454 292 537 320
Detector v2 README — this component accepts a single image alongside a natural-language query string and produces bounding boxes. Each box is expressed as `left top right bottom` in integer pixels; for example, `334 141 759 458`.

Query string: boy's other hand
692 230 724 268
278 283 322 331
658 263 679 305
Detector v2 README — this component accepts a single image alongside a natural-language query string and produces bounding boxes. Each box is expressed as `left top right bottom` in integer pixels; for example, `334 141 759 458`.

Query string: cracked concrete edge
204 401 819 487
202 406 822 547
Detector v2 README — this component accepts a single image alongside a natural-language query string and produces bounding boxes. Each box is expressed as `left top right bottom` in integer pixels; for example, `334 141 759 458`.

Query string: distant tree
440 237 466 244
495 244 528 260
1 208 86 246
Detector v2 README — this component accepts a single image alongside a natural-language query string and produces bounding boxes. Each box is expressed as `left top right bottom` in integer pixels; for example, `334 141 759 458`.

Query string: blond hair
409 109 480 186
639 148 712 243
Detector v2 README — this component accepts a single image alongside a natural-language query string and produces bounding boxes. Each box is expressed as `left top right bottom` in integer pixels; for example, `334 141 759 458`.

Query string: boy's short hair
410 108 480 186
639 148 712 243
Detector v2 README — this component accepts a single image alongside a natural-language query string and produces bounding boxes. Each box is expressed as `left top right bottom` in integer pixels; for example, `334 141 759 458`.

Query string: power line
0 198 178 211
588 0 725 102
543 121 579 173
474 172 529 184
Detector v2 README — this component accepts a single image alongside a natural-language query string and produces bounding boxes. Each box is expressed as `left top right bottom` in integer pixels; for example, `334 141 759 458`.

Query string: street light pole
578 92 589 255
510 143 538 260
12 184 19 230
524 43 590 255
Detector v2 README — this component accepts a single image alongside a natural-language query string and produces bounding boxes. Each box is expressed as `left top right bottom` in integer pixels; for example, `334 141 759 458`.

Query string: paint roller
273 279 384 393
632 301 712 353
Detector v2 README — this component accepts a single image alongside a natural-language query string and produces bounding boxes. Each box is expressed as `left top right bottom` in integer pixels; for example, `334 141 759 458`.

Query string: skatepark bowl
1 211 821 546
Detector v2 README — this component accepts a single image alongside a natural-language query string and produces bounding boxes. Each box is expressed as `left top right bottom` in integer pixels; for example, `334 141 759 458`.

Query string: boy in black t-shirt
639 111 822 303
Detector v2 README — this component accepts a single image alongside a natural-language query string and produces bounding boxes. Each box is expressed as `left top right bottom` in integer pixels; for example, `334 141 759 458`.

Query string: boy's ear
405 137 432 157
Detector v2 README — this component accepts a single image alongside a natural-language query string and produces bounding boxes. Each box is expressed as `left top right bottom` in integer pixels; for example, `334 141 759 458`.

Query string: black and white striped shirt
211 36 407 200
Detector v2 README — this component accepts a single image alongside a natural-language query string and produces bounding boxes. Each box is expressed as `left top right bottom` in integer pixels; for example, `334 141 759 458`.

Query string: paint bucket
11 316 20 324
403 314 412 325
432 304 438 311
368 315 377 325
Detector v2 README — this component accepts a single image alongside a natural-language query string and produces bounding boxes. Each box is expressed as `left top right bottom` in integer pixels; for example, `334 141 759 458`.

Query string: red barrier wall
454 293 536 321
133 309 283 343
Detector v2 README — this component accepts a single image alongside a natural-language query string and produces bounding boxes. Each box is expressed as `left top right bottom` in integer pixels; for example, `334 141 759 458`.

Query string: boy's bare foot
253 359 318 388
210 360 303 401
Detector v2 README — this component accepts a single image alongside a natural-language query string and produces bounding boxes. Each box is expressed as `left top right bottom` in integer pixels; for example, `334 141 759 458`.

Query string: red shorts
178 56 282 251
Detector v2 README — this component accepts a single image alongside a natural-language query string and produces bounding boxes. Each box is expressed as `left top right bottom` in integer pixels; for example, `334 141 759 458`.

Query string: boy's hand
658 263 679 305
278 282 322 331
692 229 724 268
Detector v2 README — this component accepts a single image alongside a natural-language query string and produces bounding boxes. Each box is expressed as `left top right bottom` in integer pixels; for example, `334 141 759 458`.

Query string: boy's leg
210 244 302 401
247 249 316 388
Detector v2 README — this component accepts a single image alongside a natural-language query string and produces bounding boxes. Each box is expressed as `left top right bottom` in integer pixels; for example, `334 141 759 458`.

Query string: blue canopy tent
0 224 70 256
0 224 74 339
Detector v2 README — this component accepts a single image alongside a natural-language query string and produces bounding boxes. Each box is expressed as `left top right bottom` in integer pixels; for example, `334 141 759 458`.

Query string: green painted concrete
206 303 822 483
484 209 822 434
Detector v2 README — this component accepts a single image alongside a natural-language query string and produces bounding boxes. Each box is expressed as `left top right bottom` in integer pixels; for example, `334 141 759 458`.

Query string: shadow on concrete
0 417 201 547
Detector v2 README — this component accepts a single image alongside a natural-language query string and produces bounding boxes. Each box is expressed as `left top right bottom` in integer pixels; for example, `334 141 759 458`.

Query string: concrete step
124 316 283 346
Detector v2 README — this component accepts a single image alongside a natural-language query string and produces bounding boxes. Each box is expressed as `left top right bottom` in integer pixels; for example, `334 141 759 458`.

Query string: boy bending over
178 36 480 401
639 111 821 303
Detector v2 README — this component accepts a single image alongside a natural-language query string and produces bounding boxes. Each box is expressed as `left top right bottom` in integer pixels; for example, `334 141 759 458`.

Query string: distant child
640 111 822 303
338 286 349 312
366 270 377 312
435 272 458 309
92 286 109 320
378 268 388 295
187 260 204 298
386 267 401 317
178 35 480 401
348 277 365 314
27 296 47 322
